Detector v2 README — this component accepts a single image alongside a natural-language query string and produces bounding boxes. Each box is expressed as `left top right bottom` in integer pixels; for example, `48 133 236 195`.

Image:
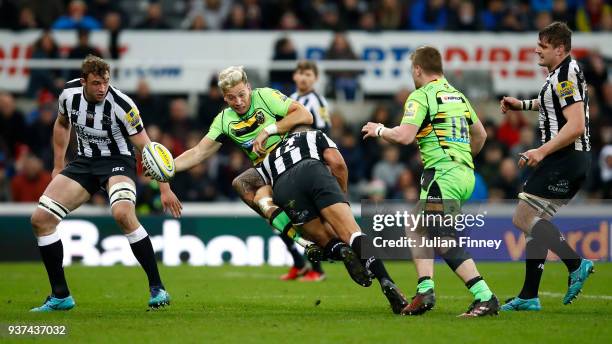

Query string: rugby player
499 22 594 311
31 55 182 312
362 46 499 317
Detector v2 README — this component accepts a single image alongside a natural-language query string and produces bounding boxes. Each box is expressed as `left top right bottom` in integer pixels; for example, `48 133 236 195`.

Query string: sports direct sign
1 30 609 95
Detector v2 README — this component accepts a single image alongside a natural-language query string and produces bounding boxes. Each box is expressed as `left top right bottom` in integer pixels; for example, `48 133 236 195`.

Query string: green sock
270 211 291 234
469 280 493 301
417 279 434 293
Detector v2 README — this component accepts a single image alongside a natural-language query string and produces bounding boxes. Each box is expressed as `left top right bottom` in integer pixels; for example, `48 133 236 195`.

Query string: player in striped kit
254 129 410 314
30 55 182 312
500 22 594 311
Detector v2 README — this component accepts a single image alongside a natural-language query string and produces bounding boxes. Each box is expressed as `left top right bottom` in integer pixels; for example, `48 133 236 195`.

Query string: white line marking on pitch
539 291 612 300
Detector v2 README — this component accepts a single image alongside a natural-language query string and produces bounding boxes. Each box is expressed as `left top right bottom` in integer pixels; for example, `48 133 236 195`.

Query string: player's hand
252 129 270 156
500 96 522 114
361 122 382 139
160 186 182 218
518 148 545 168
51 167 63 179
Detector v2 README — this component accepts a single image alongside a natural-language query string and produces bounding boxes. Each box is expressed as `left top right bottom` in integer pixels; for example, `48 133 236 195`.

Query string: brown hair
539 21 572 52
295 60 319 77
410 46 443 75
81 54 110 79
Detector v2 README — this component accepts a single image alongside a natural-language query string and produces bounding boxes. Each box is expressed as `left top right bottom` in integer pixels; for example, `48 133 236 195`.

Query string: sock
311 260 324 273
350 233 392 283
37 231 70 298
127 226 163 288
270 209 292 235
518 236 547 299
280 232 305 269
323 238 346 261
466 277 492 302
531 219 581 272
417 276 434 293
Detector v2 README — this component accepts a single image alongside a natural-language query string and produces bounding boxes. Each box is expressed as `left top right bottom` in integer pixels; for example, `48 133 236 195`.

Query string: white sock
125 225 148 244
37 230 61 246
349 232 364 246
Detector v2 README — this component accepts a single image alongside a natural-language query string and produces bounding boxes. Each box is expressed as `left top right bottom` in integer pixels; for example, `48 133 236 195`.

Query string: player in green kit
172 66 327 265
362 46 499 317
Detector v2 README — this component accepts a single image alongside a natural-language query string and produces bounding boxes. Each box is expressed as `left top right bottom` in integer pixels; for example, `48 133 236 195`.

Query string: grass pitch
1 262 610 343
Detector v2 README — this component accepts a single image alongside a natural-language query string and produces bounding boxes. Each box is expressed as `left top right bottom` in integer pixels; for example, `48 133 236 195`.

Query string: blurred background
1 0 611 214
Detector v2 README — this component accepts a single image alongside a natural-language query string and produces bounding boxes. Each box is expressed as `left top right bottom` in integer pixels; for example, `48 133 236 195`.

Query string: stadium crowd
1 0 611 212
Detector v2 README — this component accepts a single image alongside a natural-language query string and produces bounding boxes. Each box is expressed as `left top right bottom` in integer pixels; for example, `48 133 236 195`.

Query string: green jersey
205 87 293 165
400 78 479 170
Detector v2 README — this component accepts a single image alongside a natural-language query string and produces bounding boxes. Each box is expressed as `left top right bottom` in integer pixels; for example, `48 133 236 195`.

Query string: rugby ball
142 142 175 182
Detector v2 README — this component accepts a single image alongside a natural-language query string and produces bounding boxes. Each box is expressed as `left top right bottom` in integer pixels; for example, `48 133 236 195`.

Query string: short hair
81 54 109 80
295 60 318 77
410 46 443 75
539 21 572 52
218 66 248 93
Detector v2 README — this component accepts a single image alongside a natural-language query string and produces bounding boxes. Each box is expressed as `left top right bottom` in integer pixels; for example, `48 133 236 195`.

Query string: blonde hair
217 65 248 92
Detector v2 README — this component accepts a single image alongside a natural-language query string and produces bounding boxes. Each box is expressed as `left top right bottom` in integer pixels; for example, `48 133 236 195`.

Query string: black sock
311 260 324 273
531 219 581 272
518 236 548 299
130 236 163 288
324 238 346 261
281 233 305 269
351 234 392 283
39 240 70 298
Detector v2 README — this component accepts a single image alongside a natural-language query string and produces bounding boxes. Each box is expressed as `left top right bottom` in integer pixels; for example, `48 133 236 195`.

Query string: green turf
0 262 610 343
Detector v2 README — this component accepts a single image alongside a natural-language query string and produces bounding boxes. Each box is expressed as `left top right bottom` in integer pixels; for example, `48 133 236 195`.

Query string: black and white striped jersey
58 79 144 158
538 56 590 152
290 91 331 134
257 130 337 185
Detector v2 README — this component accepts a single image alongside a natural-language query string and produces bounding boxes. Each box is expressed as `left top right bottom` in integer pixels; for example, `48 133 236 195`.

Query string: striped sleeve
110 87 143 135
555 63 583 109
58 90 68 117
316 131 338 154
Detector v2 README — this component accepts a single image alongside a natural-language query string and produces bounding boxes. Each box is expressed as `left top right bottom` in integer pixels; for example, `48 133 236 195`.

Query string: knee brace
108 182 136 207
440 245 472 271
518 192 560 218
38 195 70 221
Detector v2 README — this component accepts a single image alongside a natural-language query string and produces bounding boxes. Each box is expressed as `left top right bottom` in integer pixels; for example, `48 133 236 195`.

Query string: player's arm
364 123 418 145
323 148 348 194
500 96 540 113
253 100 313 154
52 114 71 178
174 137 222 173
129 129 183 218
521 102 585 167
469 120 487 156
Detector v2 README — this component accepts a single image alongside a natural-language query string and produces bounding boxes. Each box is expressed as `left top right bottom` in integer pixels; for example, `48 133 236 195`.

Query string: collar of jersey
548 55 572 76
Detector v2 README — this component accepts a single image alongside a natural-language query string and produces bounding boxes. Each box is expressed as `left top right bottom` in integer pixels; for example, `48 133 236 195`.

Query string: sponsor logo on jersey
272 90 288 102
439 94 463 103
556 81 575 98
404 101 418 118
126 108 142 128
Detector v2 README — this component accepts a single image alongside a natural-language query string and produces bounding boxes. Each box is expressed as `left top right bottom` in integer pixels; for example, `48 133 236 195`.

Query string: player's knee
31 210 52 233
440 245 472 271
32 195 68 234
111 204 136 229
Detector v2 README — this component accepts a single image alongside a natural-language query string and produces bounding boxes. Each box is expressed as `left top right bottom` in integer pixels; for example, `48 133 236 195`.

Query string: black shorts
273 159 347 225
60 155 137 195
523 150 590 201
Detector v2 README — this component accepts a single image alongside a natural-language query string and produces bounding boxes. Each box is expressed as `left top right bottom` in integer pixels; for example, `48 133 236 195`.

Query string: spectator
576 0 612 31
409 0 448 31
223 3 248 30
10 153 52 202
269 37 297 96
480 0 506 31
105 11 123 60
27 30 63 98
134 2 171 29
448 0 480 31
26 100 56 169
52 0 102 30
497 111 527 148
599 145 612 198
580 50 609 104
377 0 403 30
489 157 521 199
0 92 27 160
243 0 263 28
217 149 248 199
338 0 367 30
552 0 576 29
277 10 303 30
359 11 378 31
198 77 226 129
163 98 199 153
88 0 123 24
338 129 365 187
132 79 167 127
22 0 64 28
478 142 504 186
324 32 361 100
601 83 612 122
173 160 218 201
15 6 38 30
184 0 231 30
184 13 208 30
0 162 10 202
534 11 553 31
319 3 341 30
373 145 406 196
64 29 103 81
392 169 416 199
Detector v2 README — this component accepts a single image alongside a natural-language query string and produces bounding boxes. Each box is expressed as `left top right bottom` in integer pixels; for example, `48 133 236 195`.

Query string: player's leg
30 173 92 312
106 175 169 308
234 168 310 280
